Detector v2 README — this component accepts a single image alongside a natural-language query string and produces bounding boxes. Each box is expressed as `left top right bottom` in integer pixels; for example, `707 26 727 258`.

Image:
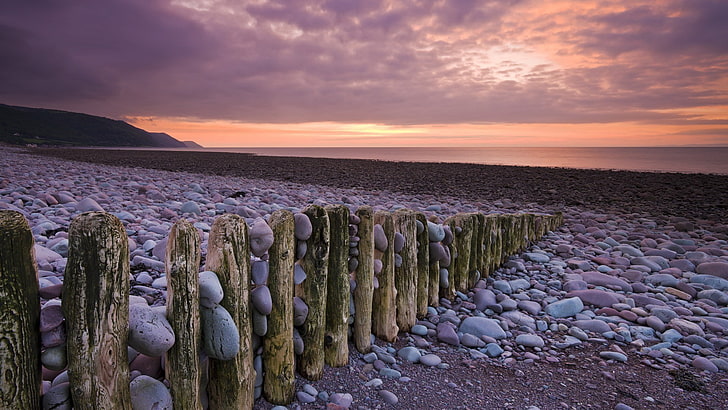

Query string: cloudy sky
2 0 727 146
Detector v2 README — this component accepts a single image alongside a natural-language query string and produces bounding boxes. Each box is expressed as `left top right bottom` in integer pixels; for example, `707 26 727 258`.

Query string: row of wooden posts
0 207 562 409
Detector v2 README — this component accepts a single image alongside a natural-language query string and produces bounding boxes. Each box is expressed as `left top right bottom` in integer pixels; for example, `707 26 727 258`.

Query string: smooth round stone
517 300 542 315
645 273 679 288
201 305 240 360
379 390 399 405
581 271 632 292
294 264 307 285
698 289 728 305
373 258 383 274
567 289 620 308
251 285 273 315
427 221 445 242
76 197 104 212
442 225 453 245
696 262 728 279
525 252 550 264
373 224 388 252
690 275 728 291
516 334 545 348
439 268 449 288
545 297 584 318
484 343 504 357
393 232 405 253
198 270 224 308
293 328 304 355
42 382 71 410
249 217 275 257
398 346 421 363
660 328 683 343
296 391 316 404
130 375 173 410
180 201 201 215
128 303 175 357
509 278 530 292
410 324 428 336
253 310 268 337
251 261 269 285
692 356 719 372
474 289 497 311
436 322 460 346
572 319 611 334
348 257 359 272
41 344 67 371
429 242 448 263
669 318 705 337
297 240 307 260
394 253 403 268
599 351 628 362
329 393 353 408
293 296 309 326
40 304 64 333
459 317 506 339
650 307 678 323
379 368 401 378
420 353 442 367
415 220 424 234
294 213 313 240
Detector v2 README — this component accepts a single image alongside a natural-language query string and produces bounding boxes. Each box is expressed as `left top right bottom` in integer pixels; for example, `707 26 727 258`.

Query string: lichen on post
264 210 295 404
64 212 131 409
205 214 254 409
165 219 202 410
296 205 330 380
353 206 374 353
324 205 350 367
371 211 398 342
0 211 41 410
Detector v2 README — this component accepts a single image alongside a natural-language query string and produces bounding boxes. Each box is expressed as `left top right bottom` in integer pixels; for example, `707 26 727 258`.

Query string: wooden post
64 212 131 409
372 211 398 342
414 212 430 318
296 205 330 380
324 205 350 367
205 214 254 409
165 219 202 410
393 209 417 332
353 206 374 353
0 211 40 410
264 210 295 405
470 213 486 287
428 259 440 307
455 214 474 293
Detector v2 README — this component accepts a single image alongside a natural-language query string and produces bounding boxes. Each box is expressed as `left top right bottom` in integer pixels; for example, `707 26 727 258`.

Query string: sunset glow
2 0 727 147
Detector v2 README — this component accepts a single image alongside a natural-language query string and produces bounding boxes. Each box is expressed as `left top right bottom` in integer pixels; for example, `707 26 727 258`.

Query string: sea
167 146 728 175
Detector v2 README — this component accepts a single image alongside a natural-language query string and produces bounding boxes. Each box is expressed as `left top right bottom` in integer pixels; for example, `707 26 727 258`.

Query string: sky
1 0 727 147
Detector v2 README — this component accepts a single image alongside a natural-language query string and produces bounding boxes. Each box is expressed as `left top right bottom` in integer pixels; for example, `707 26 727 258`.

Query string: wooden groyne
0 208 562 408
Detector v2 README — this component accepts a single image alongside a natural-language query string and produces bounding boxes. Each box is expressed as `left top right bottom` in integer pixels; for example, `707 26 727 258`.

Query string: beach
3 146 728 409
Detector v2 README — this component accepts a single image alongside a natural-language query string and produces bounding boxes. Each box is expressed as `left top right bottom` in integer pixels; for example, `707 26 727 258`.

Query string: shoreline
27 147 728 222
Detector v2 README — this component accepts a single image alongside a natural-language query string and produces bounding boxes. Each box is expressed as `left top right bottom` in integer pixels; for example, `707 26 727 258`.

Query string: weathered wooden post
393 209 417 332
470 213 486 287
414 212 430 318
353 206 374 353
324 205 350 367
296 205 330 380
64 212 131 409
372 211 398 342
165 219 202 410
441 215 460 298
205 214 254 409
0 211 40 410
264 210 295 404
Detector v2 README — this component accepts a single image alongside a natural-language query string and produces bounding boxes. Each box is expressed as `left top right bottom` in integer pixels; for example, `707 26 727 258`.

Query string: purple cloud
0 0 725 128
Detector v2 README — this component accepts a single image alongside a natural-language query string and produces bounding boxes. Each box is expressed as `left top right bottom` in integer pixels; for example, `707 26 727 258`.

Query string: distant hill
182 140 204 148
0 103 186 147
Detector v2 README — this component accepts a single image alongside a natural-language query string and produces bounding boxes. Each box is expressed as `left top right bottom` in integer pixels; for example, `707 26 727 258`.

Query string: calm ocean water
188 147 728 175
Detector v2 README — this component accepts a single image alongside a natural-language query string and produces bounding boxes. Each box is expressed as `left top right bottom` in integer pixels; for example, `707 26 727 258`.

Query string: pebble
201 304 240 360
129 375 173 410
379 390 399 405
128 303 175 357
198 270 224 308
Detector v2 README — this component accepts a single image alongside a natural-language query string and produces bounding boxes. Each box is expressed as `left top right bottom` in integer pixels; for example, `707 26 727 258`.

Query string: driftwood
0 211 40 409
264 210 296 404
165 219 203 410
64 212 131 409
205 214 254 409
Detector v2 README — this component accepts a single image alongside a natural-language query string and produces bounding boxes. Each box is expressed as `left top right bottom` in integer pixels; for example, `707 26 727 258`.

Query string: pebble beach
3 146 728 409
